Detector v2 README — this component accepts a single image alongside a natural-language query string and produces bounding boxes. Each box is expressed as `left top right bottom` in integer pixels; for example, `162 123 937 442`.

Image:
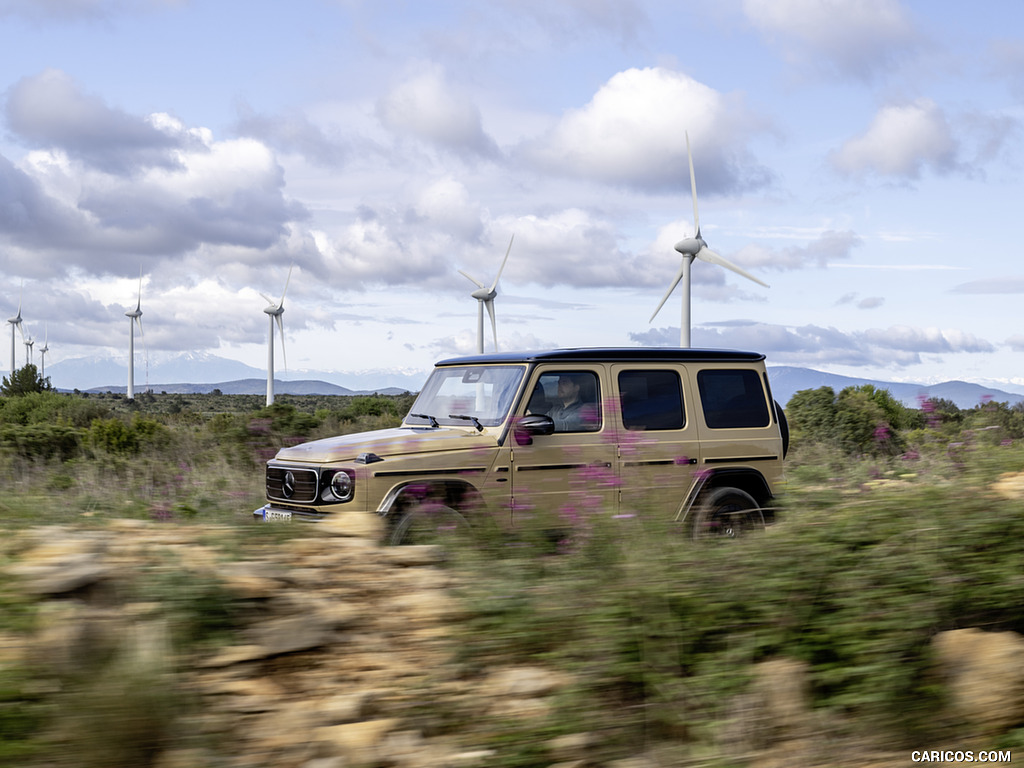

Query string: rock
752 657 811 740
932 628 1024 736
314 718 401 765
382 545 446 567
546 732 598 762
251 614 335 656
992 471 1024 500
317 510 386 540
485 665 569 698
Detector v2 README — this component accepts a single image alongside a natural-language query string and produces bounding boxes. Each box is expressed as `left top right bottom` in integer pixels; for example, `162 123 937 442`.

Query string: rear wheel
691 487 765 541
388 503 471 546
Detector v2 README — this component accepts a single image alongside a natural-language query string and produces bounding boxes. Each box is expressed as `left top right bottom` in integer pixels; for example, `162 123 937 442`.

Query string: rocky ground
0 511 1019 767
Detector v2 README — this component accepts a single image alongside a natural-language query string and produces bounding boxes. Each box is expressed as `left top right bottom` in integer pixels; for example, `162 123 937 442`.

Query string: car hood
272 426 499 464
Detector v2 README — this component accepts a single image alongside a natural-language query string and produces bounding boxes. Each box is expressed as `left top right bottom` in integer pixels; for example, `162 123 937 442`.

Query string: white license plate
263 508 292 521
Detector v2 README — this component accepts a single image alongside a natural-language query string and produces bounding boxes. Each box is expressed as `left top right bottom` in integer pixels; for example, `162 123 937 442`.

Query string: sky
2 0 1024 389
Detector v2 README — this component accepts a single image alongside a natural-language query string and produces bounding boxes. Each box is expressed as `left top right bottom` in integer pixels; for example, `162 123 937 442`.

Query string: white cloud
830 99 958 178
5 69 192 175
376 65 499 158
950 276 1024 294
517 67 771 193
734 230 862 271
743 0 918 80
630 320 996 369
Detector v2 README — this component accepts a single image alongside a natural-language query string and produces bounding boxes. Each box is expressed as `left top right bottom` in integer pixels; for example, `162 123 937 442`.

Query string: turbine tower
24 332 33 367
649 133 768 347
459 234 514 354
126 271 145 400
7 289 23 374
39 326 49 379
262 266 292 407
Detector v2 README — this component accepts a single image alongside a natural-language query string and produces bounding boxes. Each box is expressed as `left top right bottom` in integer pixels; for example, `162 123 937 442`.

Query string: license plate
262 508 292 522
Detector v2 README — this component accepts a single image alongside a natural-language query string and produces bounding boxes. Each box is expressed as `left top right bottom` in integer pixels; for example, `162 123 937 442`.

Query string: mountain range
41 352 1024 410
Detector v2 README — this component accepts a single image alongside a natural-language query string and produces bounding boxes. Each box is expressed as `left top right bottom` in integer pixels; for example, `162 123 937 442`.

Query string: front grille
266 466 320 503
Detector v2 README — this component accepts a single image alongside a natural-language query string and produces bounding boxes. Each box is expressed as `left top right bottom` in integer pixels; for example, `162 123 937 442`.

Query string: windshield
406 365 526 428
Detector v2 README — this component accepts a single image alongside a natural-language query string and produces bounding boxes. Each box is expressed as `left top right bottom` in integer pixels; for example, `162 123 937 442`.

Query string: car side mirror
513 414 555 445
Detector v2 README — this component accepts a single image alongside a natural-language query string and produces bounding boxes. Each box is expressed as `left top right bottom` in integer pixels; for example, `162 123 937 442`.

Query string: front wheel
691 488 765 541
387 503 471 546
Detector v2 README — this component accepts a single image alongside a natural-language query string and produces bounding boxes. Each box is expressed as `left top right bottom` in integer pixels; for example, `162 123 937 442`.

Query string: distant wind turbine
459 235 514 354
24 332 33 367
39 326 49 379
262 265 292 406
649 133 768 347
7 287 23 374
126 270 146 400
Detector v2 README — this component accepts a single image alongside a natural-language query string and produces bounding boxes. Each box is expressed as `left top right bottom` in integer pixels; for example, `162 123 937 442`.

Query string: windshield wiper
449 414 483 432
410 413 439 428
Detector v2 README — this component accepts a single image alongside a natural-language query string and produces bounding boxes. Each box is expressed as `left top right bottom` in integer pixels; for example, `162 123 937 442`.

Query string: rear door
612 365 701 520
693 365 781 475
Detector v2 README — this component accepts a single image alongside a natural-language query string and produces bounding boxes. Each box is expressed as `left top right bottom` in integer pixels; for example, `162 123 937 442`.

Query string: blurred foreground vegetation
1 373 1023 765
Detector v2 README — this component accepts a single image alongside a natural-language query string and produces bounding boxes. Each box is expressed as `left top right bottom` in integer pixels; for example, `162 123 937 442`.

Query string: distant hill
82 379 412 396
768 366 1024 410
46 351 1024 410
46 351 428 394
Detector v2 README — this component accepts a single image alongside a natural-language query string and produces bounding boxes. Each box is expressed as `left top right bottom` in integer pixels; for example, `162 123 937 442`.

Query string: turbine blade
649 265 687 323
697 247 770 288
275 315 287 370
259 292 275 306
279 264 293 305
686 131 700 237
459 270 485 289
489 234 514 292
485 299 497 351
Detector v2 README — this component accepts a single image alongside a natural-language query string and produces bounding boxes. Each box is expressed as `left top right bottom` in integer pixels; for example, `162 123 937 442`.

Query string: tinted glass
618 370 684 430
697 369 770 429
529 371 602 432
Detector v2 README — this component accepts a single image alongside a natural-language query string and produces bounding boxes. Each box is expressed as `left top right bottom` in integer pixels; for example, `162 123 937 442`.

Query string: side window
697 369 770 429
529 371 602 432
618 370 684 431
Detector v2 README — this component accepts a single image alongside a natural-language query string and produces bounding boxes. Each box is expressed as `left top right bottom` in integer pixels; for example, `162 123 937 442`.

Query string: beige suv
255 348 788 542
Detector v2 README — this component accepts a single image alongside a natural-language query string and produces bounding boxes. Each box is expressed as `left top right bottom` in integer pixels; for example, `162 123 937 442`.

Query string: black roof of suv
438 347 767 365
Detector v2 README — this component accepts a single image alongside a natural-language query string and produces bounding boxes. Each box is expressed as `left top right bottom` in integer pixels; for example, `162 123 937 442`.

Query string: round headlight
328 470 353 502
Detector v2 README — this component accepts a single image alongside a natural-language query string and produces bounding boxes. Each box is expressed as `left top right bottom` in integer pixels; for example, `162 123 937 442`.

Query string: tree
787 386 838 445
0 364 52 397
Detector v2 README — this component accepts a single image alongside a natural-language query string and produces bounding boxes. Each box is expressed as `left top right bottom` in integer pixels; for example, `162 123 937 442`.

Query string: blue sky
2 0 1024 388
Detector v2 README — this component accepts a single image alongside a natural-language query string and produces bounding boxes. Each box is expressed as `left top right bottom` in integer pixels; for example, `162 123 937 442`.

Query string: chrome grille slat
266 466 319 503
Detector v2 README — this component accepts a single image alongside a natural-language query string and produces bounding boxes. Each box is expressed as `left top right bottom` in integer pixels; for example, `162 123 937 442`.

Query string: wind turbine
262 266 292 406
7 288 23 374
39 326 49 379
24 332 33 367
125 270 145 400
649 133 769 347
459 234 514 354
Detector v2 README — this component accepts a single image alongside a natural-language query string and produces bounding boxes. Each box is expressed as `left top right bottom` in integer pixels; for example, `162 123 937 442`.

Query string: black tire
387 504 471 546
691 487 765 541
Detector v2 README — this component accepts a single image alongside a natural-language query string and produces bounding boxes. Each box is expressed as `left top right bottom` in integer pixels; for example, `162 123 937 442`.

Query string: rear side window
697 369 770 429
618 370 684 430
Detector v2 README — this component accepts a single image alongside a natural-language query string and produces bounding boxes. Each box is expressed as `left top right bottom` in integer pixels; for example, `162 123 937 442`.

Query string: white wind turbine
7 288 23 374
125 270 146 400
39 326 49 379
459 235 514 354
649 133 769 347
262 266 292 406
24 331 33 367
